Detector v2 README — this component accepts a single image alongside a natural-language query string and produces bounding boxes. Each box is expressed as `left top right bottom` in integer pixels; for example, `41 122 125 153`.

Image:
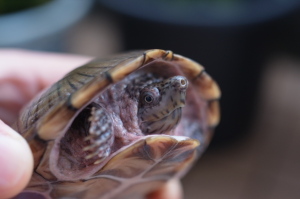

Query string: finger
0 49 92 87
0 49 92 124
0 120 33 199
147 179 183 199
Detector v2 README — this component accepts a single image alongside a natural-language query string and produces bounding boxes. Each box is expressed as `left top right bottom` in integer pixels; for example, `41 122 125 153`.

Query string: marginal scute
194 71 221 101
70 74 111 109
144 49 172 63
51 178 121 198
172 54 204 79
143 140 198 178
207 100 221 127
37 102 77 140
142 136 178 160
122 181 166 199
161 50 174 61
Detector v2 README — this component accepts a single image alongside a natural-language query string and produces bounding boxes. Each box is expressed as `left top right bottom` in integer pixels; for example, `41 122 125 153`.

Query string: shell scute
207 100 221 127
194 71 221 101
52 178 121 199
143 138 199 178
93 136 198 179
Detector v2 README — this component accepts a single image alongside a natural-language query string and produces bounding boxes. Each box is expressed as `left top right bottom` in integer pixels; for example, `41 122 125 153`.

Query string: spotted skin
138 75 188 135
84 107 113 164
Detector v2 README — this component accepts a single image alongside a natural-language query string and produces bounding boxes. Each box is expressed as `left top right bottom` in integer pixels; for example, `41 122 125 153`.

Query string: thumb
0 120 33 199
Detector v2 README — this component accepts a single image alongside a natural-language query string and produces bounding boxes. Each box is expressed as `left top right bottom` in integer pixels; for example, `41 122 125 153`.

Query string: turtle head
138 76 188 134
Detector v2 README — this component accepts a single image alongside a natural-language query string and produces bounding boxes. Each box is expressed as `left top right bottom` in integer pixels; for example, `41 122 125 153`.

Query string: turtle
14 49 220 199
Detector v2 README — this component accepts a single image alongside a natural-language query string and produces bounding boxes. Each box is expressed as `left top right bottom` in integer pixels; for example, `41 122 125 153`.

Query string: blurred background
1 0 300 198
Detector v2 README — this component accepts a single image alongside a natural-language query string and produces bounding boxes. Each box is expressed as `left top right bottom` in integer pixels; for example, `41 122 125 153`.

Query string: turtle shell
15 49 220 199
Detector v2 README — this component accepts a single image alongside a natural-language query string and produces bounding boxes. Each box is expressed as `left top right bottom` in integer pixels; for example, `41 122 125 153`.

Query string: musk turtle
15 49 220 199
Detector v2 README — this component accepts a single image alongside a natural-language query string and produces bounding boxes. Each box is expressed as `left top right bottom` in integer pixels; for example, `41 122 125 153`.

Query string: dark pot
99 0 300 144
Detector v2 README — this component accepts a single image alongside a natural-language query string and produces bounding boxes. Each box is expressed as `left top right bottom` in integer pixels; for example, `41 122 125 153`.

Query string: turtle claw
84 135 93 142
85 147 111 165
83 143 96 152
93 148 111 164
83 106 114 164
93 158 104 165
85 150 102 160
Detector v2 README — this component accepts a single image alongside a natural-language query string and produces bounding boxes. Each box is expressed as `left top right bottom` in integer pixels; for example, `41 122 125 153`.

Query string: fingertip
147 179 183 199
0 121 33 199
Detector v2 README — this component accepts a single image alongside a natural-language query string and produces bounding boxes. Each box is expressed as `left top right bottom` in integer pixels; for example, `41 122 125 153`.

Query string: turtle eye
140 88 159 105
144 95 153 103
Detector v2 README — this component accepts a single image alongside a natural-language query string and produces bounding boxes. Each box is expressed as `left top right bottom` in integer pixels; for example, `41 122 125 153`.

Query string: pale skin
0 49 183 199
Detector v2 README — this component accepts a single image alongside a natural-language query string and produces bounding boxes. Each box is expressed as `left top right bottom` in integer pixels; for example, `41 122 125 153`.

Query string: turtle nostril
178 77 188 89
170 76 188 89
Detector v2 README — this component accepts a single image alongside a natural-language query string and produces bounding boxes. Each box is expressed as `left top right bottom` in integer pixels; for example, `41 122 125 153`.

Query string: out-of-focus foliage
0 0 52 14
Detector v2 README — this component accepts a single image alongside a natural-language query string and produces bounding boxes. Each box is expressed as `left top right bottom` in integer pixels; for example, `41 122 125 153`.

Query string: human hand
0 49 92 199
0 49 183 199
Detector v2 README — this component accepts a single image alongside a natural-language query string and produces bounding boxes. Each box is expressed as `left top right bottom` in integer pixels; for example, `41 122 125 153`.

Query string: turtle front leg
83 106 114 164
